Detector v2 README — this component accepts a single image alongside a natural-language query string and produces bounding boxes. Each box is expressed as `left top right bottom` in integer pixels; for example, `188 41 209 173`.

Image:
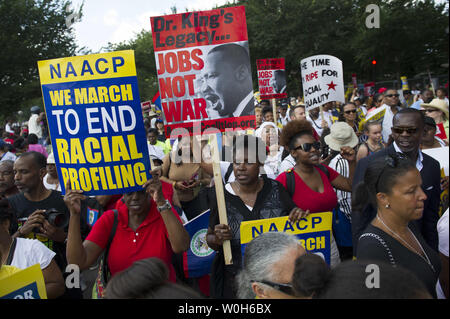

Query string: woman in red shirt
64 169 190 284
276 119 356 266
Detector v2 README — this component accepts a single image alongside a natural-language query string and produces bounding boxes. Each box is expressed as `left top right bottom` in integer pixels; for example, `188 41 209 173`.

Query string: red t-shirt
86 189 182 282
276 165 339 213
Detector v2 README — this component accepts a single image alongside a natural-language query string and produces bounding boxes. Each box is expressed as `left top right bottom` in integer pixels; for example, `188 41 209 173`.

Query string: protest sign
300 55 345 111
359 105 387 131
183 209 216 278
141 100 151 111
0 264 47 299
256 58 287 100
151 6 255 137
364 82 376 96
436 123 448 141
422 146 449 176
38 50 151 195
401 76 409 90
240 213 333 265
352 73 357 88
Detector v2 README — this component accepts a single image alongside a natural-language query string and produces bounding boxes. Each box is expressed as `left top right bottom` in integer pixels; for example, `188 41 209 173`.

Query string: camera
33 208 68 233
44 208 68 228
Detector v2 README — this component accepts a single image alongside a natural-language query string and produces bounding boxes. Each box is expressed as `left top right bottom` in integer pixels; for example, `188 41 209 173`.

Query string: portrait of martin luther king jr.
199 43 254 119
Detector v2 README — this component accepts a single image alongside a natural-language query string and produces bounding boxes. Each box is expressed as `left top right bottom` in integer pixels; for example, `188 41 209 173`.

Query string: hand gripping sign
300 55 345 112
37 50 151 196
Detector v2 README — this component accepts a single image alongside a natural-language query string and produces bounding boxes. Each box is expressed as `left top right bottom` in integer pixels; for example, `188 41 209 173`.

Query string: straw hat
421 98 449 119
324 122 359 151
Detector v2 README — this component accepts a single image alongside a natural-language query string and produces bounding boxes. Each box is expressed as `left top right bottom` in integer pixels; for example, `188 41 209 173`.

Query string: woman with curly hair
275 119 357 267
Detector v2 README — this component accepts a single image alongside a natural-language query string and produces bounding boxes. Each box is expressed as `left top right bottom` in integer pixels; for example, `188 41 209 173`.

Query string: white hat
324 122 359 151
47 152 55 164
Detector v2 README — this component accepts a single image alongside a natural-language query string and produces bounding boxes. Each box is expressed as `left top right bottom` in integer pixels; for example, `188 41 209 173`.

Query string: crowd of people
0 85 449 300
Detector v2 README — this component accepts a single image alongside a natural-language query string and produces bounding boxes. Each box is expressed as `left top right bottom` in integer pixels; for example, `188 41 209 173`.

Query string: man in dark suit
352 108 441 254
200 43 254 119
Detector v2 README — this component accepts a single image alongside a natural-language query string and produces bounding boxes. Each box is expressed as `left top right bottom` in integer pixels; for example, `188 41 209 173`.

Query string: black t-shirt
357 223 441 298
7 190 71 270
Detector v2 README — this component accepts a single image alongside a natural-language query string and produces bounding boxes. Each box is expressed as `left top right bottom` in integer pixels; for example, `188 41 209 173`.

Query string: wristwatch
157 199 172 213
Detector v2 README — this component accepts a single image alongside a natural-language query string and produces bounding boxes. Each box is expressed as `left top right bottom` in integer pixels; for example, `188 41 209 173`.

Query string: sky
70 0 233 52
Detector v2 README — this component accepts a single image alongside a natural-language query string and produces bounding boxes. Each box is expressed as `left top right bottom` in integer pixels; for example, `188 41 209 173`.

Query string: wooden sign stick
210 133 233 265
271 98 277 124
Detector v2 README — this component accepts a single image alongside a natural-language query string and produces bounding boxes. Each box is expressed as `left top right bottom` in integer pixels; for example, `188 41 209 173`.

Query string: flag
183 209 216 278
152 91 162 112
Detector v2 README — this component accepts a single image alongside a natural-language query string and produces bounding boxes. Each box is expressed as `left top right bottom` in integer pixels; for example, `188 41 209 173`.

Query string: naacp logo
191 229 214 257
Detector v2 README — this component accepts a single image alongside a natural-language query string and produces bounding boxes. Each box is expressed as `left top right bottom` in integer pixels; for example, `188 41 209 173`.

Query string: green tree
107 30 158 103
0 0 81 122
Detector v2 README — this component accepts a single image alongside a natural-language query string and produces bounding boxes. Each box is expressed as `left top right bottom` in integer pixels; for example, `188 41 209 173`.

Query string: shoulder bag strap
102 209 119 283
5 238 17 266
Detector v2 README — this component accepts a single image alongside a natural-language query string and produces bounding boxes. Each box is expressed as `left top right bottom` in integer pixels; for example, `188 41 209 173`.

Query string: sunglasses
391 127 419 135
344 109 357 114
293 141 321 152
375 154 409 192
376 99 383 103
385 94 400 98
251 280 294 295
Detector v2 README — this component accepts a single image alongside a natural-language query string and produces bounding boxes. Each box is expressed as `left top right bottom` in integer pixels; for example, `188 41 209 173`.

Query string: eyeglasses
250 280 294 295
385 94 400 98
424 109 439 113
293 141 321 152
344 109 357 114
391 127 419 135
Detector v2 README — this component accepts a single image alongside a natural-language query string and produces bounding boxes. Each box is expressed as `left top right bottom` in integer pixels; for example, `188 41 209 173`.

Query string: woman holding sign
206 134 307 298
276 120 357 267
64 169 190 293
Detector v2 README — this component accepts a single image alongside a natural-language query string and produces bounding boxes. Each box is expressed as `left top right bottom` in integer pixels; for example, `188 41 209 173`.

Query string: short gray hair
236 232 300 299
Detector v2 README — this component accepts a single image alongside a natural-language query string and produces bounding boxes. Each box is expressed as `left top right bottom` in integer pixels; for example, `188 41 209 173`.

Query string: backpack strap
286 169 295 198
315 164 330 179
5 238 17 266
224 163 234 184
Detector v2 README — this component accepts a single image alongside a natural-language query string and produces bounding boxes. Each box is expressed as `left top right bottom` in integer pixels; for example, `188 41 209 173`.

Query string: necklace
377 215 435 273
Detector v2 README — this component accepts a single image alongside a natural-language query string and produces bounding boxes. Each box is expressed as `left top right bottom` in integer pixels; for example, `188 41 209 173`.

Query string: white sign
300 55 345 111
422 146 449 176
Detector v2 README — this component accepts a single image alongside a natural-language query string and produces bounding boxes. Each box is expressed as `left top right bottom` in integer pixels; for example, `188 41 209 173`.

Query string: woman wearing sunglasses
421 98 449 144
354 154 441 298
276 119 356 267
339 102 362 137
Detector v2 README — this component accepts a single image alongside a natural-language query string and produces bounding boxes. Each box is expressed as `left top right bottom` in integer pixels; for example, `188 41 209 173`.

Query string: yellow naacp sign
240 213 333 264
0 264 47 299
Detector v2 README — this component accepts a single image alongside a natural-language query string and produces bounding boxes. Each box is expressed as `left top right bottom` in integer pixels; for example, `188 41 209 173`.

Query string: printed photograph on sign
151 6 255 136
